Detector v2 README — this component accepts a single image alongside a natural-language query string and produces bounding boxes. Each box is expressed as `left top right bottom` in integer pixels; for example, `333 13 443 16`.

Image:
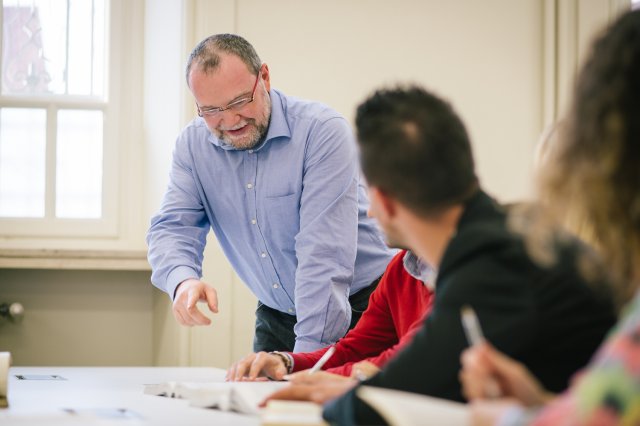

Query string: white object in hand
308 346 336 375
460 305 502 398
461 305 484 346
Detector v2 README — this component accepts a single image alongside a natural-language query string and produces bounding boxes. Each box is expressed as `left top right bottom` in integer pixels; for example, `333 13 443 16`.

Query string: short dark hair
356 86 478 217
185 34 262 86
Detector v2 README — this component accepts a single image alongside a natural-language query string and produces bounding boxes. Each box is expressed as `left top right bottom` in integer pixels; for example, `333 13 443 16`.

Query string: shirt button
247 183 253 189
288 308 294 313
273 283 279 289
251 219 257 225
248 149 254 154
260 252 266 258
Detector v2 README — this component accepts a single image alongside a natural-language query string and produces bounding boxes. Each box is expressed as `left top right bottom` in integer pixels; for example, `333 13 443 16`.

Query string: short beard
213 86 271 150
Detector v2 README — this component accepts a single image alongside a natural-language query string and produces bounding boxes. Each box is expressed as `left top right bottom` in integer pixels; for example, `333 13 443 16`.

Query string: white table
2 366 261 425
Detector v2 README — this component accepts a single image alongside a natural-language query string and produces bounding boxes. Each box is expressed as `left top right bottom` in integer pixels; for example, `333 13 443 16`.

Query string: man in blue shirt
146 34 393 353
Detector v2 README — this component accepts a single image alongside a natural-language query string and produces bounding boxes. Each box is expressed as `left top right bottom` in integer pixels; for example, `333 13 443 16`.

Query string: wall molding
542 0 630 127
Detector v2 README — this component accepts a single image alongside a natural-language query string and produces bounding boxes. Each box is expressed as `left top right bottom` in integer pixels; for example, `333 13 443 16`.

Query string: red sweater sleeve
326 309 432 376
289 251 435 376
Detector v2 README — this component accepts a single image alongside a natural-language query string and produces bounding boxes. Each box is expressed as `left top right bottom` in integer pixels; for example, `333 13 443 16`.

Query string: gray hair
185 34 262 86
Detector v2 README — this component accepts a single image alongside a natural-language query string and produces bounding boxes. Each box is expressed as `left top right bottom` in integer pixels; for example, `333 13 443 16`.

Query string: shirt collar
403 250 437 291
206 89 291 152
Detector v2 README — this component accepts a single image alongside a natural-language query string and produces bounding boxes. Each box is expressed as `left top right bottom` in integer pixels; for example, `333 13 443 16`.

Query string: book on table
356 386 470 426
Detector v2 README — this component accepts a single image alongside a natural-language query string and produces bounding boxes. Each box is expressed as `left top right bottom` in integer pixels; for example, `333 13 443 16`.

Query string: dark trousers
253 276 382 352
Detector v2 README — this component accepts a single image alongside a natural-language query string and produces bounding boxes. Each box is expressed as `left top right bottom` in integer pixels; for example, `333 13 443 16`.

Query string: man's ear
370 187 397 220
261 63 271 92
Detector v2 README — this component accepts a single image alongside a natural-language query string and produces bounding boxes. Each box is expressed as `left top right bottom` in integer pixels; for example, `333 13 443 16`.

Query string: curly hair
535 9 640 306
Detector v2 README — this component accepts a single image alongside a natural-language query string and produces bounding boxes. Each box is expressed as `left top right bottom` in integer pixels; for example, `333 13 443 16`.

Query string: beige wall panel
230 274 257 363
232 0 543 202
187 235 239 368
0 269 152 366
152 289 190 366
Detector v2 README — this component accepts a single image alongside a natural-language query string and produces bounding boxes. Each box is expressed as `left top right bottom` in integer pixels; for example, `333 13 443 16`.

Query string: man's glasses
197 71 261 118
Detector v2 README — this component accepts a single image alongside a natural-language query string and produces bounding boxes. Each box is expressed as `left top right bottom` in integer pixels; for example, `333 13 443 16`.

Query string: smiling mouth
222 123 250 137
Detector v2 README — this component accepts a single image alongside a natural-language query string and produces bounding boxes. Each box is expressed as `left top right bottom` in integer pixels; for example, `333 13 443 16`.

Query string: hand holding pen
460 305 502 399
308 346 336 375
282 346 343 382
268 346 357 405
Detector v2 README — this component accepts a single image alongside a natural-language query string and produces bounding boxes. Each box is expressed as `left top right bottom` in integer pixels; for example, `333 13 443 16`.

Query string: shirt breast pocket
263 193 301 246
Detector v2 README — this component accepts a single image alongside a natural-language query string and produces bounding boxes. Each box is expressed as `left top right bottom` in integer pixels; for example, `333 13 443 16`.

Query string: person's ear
260 63 271 92
378 189 398 218
369 187 397 221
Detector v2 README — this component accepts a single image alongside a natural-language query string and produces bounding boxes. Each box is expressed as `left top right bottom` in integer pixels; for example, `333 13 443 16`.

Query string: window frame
0 0 141 242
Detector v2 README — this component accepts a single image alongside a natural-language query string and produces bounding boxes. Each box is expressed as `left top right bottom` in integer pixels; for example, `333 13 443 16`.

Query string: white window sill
0 249 150 271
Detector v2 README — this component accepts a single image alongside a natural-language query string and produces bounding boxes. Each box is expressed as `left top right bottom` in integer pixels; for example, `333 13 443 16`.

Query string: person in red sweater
226 250 435 380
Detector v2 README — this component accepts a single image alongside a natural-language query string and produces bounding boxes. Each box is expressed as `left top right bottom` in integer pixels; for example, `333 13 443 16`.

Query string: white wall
244 0 543 202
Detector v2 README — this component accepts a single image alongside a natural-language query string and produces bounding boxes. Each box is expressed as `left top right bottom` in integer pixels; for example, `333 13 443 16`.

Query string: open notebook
357 386 470 426
144 381 288 415
144 381 327 424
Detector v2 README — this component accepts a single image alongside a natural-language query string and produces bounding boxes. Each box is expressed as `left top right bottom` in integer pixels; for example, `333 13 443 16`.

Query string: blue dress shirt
147 89 394 352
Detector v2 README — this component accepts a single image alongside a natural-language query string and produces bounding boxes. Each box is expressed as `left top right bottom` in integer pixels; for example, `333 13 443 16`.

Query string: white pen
460 305 502 398
461 305 485 346
308 346 336 375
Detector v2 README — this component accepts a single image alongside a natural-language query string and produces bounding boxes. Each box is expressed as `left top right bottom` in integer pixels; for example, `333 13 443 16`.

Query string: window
0 0 131 238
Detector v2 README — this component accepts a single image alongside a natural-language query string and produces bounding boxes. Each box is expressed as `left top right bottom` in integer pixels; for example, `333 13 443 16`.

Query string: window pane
56 109 102 218
2 0 106 96
68 0 105 95
0 107 46 217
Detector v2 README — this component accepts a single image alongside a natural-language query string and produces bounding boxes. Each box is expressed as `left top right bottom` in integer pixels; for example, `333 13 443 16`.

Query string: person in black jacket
265 86 617 425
